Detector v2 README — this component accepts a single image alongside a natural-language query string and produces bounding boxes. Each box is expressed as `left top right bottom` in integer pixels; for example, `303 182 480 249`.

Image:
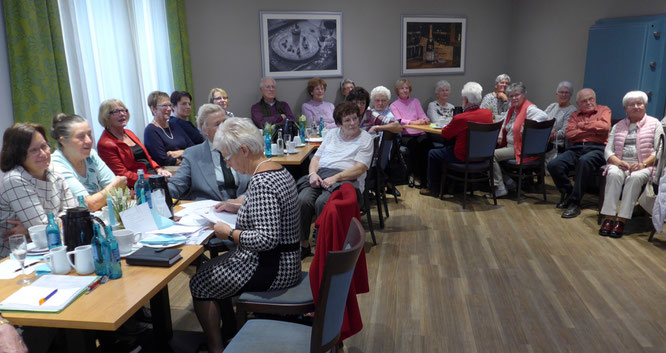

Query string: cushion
224 319 311 353
239 272 313 305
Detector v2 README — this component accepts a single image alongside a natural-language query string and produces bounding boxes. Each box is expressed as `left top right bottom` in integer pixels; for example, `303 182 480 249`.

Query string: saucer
284 149 298 154
295 143 306 148
27 242 49 254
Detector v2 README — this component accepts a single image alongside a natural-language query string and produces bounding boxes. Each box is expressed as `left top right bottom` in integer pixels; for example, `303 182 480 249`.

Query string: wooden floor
167 179 666 353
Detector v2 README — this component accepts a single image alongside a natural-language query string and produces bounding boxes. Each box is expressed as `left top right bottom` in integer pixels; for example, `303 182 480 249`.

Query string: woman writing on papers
189 118 301 353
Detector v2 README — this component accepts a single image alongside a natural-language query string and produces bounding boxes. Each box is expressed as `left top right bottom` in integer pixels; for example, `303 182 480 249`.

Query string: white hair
259 77 275 88
556 81 573 94
461 82 483 105
214 117 264 156
495 74 510 83
196 103 224 130
506 82 526 95
434 80 451 94
370 86 391 102
340 78 355 89
622 91 648 107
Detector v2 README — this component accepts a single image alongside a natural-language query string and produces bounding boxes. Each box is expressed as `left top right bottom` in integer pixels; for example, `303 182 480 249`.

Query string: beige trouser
492 145 515 186
601 165 651 219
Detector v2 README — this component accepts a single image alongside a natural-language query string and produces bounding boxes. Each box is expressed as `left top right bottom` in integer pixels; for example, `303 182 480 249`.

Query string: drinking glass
9 234 32 285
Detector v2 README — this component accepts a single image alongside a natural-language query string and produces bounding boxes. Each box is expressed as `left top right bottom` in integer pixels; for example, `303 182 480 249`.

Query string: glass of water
9 234 32 285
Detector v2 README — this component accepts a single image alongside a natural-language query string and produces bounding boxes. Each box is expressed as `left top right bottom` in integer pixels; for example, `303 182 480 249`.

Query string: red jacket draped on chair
309 182 369 341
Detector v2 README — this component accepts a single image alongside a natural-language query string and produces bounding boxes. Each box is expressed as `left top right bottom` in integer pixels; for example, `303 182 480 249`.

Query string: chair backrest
466 121 503 162
310 218 365 353
520 119 556 158
378 131 396 170
652 133 666 192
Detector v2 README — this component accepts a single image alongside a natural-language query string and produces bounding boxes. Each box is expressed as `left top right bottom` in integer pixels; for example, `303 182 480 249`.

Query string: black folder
125 247 183 267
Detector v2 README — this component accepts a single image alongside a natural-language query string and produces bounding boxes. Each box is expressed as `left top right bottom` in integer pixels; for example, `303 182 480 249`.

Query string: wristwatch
228 229 235 242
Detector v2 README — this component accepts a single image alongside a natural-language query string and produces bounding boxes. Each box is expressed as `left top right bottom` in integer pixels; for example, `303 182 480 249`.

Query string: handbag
638 180 657 214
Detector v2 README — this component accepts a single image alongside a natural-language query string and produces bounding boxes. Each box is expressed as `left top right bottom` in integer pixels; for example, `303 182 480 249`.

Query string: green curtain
3 0 73 131
165 0 195 124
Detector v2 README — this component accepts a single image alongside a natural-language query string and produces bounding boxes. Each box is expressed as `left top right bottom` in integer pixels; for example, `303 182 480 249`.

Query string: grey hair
51 113 87 148
506 82 526 95
434 80 451 94
461 82 483 105
622 90 648 107
556 81 573 94
370 86 391 102
495 74 511 83
196 103 224 130
214 117 264 156
259 77 275 88
340 78 355 89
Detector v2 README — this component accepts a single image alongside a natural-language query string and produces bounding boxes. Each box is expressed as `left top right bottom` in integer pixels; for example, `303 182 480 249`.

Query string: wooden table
0 245 204 352
406 124 443 135
271 143 317 165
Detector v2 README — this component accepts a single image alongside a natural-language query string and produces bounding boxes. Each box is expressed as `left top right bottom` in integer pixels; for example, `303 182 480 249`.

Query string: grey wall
185 0 513 119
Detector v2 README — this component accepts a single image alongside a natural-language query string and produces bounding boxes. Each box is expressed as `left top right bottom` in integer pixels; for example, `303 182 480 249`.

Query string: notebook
125 247 182 267
0 274 99 313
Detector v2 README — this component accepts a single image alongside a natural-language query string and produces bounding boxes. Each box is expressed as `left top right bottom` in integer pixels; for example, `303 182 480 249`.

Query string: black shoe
561 204 581 219
301 246 312 260
388 186 401 197
556 193 571 209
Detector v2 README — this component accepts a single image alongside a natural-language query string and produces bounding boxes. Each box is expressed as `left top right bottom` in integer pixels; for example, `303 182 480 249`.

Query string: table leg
150 286 173 344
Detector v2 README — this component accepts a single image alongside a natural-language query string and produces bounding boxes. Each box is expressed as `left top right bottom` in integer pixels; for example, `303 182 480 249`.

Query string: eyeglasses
223 149 237 163
213 96 229 102
156 104 173 109
110 109 129 116
557 91 571 95
262 85 276 90
626 102 645 108
27 143 52 157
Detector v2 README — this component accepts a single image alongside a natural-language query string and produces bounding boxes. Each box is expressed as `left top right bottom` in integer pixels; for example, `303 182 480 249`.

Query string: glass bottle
264 130 272 158
276 129 284 154
103 226 122 279
318 117 324 136
46 213 62 249
77 195 87 209
91 224 107 276
425 24 435 63
134 169 152 208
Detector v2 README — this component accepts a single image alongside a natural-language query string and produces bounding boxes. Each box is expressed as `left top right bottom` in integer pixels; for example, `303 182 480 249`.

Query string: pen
85 277 103 294
39 289 58 306
15 261 40 272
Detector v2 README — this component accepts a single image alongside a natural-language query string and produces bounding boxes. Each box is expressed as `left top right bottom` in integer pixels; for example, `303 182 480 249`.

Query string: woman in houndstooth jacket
189 117 301 353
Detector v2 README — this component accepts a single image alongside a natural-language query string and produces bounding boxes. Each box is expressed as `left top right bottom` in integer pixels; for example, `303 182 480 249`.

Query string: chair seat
239 272 312 305
205 237 236 251
503 159 541 166
445 160 491 171
224 319 311 353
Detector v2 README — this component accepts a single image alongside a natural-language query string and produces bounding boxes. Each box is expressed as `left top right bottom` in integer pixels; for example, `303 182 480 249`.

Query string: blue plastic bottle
134 169 152 208
46 213 62 249
91 224 107 276
103 226 122 279
77 195 87 209
299 122 305 142
264 131 272 157
318 117 324 136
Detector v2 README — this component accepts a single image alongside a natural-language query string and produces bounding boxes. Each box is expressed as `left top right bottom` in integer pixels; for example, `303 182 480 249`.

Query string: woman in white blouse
427 80 455 127
544 81 577 163
0 123 77 257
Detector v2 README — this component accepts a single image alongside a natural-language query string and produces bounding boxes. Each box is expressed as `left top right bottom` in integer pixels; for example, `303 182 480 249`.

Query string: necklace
253 158 273 175
155 122 174 139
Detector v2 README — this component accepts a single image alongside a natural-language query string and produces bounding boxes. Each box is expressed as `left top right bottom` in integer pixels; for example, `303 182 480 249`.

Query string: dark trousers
547 145 605 204
427 146 462 190
402 134 433 184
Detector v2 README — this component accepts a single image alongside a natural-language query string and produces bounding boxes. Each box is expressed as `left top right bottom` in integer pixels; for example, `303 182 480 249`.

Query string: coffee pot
149 175 174 218
61 207 106 251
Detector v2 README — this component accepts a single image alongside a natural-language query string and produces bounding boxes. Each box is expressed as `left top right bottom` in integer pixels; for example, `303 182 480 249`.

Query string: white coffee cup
286 141 296 153
28 225 48 250
271 143 282 156
114 229 135 255
66 245 94 275
44 246 72 274
293 136 302 145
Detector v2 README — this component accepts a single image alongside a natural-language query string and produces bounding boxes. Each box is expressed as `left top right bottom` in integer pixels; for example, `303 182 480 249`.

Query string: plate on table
140 240 187 249
27 242 49 254
295 143 306 148
305 137 323 143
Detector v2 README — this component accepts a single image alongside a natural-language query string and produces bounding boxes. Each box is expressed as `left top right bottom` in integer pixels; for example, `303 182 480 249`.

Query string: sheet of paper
151 190 172 219
197 207 237 228
186 229 214 245
0 258 40 279
120 203 158 233
179 200 220 210
145 224 204 235
177 213 209 226
2 286 79 307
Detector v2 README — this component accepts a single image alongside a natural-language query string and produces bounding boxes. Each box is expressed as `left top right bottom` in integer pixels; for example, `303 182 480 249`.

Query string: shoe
556 193 571 209
599 219 613 236
486 184 508 198
301 246 312 260
419 188 437 197
609 221 624 238
561 204 581 218
388 186 401 197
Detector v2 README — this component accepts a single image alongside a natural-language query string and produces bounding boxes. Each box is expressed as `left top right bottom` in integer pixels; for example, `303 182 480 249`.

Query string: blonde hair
98 99 129 128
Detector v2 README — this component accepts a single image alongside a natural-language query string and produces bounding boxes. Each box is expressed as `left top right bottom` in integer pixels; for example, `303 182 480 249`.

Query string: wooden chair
439 121 503 209
500 119 555 204
225 218 366 353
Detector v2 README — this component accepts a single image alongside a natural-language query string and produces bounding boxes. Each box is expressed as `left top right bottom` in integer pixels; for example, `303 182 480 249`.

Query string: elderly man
420 82 493 197
547 88 611 218
491 82 548 197
168 103 250 201
250 77 295 129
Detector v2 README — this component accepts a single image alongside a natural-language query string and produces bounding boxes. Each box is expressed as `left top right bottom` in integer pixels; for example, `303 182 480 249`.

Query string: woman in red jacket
96 99 171 186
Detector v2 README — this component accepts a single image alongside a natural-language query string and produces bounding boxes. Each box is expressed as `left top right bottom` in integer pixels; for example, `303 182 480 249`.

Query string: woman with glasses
170 90 204 145
301 77 336 129
0 123 77 258
144 91 196 166
544 81 576 162
50 114 127 211
97 99 171 186
208 88 235 117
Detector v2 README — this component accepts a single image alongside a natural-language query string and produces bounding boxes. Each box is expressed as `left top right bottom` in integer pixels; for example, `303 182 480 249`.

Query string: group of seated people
0 72 662 352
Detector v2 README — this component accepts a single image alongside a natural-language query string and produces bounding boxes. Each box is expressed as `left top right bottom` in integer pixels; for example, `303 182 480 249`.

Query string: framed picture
401 16 467 75
259 11 342 79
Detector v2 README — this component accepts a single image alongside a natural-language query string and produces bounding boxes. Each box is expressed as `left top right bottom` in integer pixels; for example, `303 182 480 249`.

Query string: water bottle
134 169 152 208
103 226 122 279
277 129 284 154
46 213 62 249
264 131 272 157
77 195 87 209
91 224 107 276
299 122 305 142
318 117 324 136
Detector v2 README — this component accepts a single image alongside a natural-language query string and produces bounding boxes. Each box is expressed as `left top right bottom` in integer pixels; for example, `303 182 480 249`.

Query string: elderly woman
301 77 336 129
340 78 355 101
189 117 300 353
544 81 576 160
169 90 204 145
168 104 250 201
599 91 663 238
144 91 195 166
50 114 127 211
492 82 548 197
390 78 433 187
480 73 511 122
427 80 455 127
208 87 235 117
358 86 403 134
298 101 373 256
97 99 171 186
0 123 77 257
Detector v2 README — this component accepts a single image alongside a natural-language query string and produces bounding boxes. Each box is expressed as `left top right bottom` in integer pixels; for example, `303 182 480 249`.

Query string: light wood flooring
167 179 666 353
